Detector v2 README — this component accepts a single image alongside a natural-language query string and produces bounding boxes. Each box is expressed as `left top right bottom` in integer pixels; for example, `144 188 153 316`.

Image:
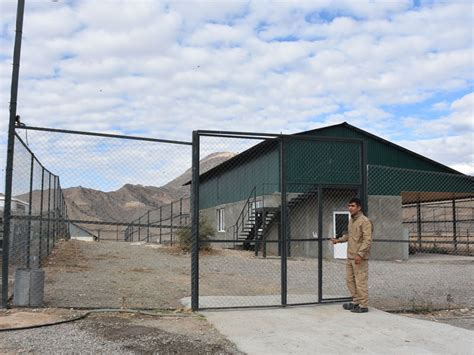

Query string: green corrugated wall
199 147 280 209
301 126 452 173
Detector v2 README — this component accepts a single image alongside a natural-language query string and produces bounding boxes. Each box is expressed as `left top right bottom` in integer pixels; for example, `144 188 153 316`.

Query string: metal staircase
233 185 319 255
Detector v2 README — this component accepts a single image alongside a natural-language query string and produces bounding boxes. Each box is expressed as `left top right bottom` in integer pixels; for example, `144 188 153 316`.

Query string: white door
333 212 350 259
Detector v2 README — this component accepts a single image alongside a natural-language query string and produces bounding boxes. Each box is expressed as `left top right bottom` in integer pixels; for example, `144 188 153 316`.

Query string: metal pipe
317 186 323 303
159 207 162 244
191 131 200 311
26 153 34 268
279 137 287 306
452 199 457 252
38 167 44 263
1 0 25 309
416 202 422 250
147 211 150 243
170 202 174 246
47 174 51 254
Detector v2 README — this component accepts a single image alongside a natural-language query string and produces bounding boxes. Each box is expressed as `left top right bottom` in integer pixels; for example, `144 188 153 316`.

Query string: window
216 208 225 232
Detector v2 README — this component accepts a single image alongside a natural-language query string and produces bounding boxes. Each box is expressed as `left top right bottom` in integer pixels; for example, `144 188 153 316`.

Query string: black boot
351 305 369 313
342 302 358 310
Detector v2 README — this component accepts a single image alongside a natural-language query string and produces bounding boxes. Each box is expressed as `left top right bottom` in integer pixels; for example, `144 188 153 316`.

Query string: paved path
201 304 474 355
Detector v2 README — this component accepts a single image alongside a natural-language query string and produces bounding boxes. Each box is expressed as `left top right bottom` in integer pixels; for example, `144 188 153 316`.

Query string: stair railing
232 186 257 241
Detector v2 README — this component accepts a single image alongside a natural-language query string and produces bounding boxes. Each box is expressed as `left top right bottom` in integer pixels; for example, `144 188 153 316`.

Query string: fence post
38 167 44 263
416 201 422 250
317 185 323 303
1 0 25 308
279 136 287 306
47 173 51 255
138 216 141 241
191 131 200 311
452 199 457 252
147 211 150 243
25 153 34 268
52 176 57 246
170 202 174 246
159 206 162 244
179 198 183 227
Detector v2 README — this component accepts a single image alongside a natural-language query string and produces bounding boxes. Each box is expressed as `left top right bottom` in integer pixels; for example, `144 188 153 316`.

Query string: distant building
0 193 30 215
68 222 97 242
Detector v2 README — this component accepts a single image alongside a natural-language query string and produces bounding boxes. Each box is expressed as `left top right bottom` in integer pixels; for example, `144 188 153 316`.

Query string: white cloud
0 0 473 189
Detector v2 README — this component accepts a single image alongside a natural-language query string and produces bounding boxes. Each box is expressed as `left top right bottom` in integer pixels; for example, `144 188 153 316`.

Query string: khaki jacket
339 212 373 259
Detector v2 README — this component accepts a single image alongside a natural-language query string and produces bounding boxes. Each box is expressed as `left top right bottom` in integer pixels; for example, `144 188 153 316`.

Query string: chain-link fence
125 196 190 245
366 165 474 310
3 126 473 312
2 126 192 308
1 133 69 305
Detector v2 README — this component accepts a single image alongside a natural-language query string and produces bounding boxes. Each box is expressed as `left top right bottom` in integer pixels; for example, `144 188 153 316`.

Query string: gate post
317 186 323 303
191 131 200 311
280 136 287 306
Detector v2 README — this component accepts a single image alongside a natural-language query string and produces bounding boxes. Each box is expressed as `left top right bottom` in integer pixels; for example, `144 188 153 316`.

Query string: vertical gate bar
38 167 44 263
280 136 287 306
452 199 457 252
179 198 183 227
52 176 57 246
147 211 150 243
317 186 323 303
2 0 25 308
66 203 70 238
26 153 34 268
191 131 200 311
47 173 51 255
116 225 119 242
170 202 174 246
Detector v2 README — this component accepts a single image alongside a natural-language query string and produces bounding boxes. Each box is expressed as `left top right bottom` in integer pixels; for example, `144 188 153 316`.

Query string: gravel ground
44 239 473 311
1 239 472 353
0 311 241 354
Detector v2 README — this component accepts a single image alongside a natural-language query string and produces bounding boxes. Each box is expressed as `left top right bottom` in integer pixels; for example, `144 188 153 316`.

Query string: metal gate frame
191 130 367 310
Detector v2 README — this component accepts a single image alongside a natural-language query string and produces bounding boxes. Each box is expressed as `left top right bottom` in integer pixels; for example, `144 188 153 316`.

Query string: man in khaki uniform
332 197 373 313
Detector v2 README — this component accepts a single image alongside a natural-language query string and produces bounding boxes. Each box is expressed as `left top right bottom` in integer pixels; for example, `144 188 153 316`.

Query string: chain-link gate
191 131 366 310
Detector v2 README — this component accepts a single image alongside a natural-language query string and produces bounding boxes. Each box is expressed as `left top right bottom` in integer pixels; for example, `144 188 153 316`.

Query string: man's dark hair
349 197 362 207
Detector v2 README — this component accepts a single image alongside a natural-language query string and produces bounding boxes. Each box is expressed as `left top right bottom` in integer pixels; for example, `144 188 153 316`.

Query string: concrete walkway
201 304 474 355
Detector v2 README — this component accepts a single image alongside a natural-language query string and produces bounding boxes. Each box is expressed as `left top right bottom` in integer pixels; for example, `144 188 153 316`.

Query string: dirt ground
0 238 472 353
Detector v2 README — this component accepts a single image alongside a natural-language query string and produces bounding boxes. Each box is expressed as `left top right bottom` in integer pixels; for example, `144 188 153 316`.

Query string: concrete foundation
13 268 45 307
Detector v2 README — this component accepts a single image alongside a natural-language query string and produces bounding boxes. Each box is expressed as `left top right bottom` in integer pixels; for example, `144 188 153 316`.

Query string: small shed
68 222 97 242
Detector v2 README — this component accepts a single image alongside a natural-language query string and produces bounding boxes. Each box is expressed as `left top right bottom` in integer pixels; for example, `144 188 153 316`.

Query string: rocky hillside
62 151 235 223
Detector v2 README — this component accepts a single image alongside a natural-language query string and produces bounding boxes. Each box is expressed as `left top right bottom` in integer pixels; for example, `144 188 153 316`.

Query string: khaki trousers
346 259 369 308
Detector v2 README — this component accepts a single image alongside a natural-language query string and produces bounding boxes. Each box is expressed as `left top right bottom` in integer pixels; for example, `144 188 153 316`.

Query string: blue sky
0 0 473 191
